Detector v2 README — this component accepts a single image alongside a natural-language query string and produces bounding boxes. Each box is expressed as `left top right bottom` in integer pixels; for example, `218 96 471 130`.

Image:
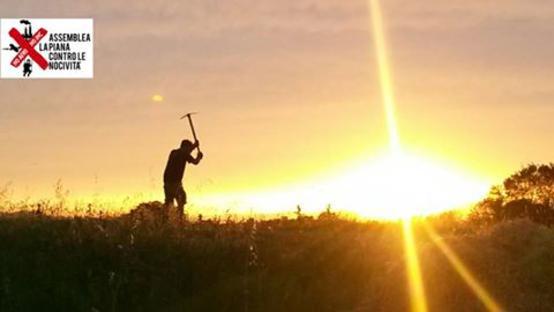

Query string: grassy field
1 201 553 311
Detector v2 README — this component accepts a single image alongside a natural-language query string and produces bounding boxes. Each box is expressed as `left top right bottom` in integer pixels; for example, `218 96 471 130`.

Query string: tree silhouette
470 163 554 226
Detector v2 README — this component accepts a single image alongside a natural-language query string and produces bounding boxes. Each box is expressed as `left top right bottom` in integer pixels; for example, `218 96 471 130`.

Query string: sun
328 151 491 219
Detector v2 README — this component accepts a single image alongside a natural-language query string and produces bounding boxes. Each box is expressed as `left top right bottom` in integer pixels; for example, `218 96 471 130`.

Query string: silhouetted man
163 139 203 219
23 60 32 77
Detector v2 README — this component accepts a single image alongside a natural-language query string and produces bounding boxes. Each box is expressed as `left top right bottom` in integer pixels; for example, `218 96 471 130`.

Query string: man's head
180 139 194 152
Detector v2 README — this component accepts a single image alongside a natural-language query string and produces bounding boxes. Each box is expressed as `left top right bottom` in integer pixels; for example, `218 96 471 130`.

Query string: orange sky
0 0 553 214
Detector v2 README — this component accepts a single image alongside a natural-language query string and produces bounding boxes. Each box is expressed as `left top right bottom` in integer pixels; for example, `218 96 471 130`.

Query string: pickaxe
2 44 20 52
180 112 201 152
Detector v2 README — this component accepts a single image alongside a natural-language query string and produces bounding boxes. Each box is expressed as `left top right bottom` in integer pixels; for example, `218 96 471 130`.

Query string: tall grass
1 201 553 311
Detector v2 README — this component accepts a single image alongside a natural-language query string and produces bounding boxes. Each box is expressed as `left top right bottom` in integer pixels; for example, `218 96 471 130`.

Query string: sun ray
367 0 428 310
423 223 503 312
402 218 428 312
368 0 400 155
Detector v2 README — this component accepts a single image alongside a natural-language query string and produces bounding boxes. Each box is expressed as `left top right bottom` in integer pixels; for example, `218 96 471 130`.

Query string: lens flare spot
152 94 164 102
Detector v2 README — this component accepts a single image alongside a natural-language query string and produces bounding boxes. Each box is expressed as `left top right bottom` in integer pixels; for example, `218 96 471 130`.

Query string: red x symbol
8 27 49 70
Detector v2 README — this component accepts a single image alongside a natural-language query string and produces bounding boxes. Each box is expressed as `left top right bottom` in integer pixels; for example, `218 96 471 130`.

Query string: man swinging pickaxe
162 112 204 220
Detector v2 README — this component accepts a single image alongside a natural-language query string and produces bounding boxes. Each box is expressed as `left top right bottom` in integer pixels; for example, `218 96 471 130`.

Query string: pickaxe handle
186 114 201 153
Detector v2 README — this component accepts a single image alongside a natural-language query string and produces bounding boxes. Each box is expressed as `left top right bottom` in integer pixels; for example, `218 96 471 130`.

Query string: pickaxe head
179 112 200 148
180 112 198 120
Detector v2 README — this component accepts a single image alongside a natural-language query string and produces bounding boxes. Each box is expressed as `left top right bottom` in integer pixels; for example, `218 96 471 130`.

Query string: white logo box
0 18 93 79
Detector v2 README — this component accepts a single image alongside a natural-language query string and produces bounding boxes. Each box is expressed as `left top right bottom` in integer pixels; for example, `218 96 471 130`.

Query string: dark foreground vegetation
0 164 552 311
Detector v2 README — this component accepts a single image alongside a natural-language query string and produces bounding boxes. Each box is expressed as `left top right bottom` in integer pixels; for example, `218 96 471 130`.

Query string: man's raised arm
188 140 203 165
